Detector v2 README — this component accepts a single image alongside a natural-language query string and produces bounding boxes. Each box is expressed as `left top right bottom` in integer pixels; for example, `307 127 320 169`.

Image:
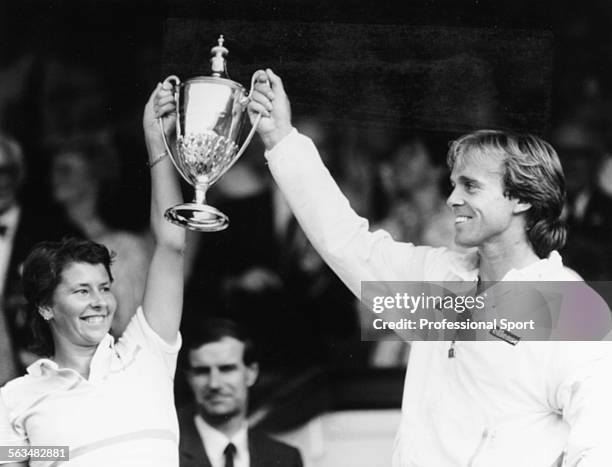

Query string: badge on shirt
489 327 521 345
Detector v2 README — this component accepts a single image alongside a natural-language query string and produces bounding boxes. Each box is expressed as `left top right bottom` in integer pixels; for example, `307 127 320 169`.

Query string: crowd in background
2 2 612 434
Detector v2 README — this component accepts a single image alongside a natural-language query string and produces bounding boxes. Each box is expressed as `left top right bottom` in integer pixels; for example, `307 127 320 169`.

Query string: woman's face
51 152 96 204
44 262 117 349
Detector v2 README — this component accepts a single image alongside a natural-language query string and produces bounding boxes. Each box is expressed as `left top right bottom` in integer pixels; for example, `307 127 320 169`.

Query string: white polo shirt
265 129 612 467
0 308 181 466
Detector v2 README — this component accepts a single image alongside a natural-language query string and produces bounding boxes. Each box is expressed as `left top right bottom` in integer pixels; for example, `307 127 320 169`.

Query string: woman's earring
39 307 52 321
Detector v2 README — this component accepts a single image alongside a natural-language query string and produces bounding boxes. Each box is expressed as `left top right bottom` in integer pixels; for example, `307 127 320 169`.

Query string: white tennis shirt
0 308 181 466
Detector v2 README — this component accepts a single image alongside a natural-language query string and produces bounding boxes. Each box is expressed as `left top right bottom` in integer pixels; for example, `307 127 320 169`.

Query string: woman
0 82 184 466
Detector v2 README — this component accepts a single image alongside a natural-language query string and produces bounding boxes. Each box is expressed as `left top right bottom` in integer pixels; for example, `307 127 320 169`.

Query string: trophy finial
210 35 229 78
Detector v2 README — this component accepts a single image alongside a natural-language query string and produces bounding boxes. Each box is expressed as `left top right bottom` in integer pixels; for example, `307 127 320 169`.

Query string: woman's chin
78 322 112 345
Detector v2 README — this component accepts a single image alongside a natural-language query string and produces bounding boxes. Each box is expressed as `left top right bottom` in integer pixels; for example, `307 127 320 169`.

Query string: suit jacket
178 406 303 467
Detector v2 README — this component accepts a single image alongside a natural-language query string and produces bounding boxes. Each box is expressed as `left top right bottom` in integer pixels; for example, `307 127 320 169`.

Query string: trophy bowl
159 36 261 232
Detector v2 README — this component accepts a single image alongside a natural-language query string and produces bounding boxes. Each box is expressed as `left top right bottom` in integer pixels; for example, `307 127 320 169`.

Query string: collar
448 248 480 281
500 250 565 281
194 414 248 466
0 205 20 233
0 204 19 225
26 333 116 382
448 249 566 282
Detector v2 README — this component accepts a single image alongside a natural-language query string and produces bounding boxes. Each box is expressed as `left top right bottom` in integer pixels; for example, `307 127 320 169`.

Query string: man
179 318 303 467
246 69 612 466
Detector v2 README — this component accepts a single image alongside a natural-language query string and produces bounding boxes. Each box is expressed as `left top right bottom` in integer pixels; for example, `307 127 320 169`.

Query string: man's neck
478 237 540 281
199 410 246 438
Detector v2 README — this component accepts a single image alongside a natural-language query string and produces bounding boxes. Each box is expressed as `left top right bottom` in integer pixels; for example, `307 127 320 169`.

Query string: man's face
0 148 20 213
447 151 526 248
187 337 258 422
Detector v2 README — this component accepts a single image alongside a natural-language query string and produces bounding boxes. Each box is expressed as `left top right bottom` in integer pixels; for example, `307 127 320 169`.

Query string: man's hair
184 318 258 366
447 130 566 258
22 238 114 356
0 132 26 187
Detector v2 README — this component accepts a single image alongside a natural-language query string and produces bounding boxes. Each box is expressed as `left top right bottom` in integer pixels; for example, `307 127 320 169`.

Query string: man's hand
143 81 177 151
248 69 292 151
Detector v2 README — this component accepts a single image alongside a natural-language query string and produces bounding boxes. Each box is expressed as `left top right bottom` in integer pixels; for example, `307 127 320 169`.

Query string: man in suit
179 318 304 467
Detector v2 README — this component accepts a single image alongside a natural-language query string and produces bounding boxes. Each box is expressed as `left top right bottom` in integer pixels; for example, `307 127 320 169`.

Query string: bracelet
148 150 168 168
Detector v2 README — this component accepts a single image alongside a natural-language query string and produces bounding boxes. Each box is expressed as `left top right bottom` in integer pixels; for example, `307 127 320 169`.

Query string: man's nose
208 368 221 388
446 187 464 209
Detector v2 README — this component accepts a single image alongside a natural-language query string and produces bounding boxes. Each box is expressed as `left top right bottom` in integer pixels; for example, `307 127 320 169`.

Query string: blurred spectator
565 153 612 279
551 120 602 215
375 137 457 249
178 318 303 467
40 60 111 146
336 124 386 218
367 137 463 368
50 136 151 335
0 132 80 379
290 118 362 367
185 129 360 376
183 145 286 364
0 54 36 142
550 119 612 279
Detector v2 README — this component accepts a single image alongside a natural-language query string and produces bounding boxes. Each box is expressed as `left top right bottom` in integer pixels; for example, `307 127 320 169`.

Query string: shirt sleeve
0 390 28 465
265 129 442 298
551 342 612 466
117 307 182 378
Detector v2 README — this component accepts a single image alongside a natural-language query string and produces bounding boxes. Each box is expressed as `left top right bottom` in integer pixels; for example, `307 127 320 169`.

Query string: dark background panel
163 19 554 134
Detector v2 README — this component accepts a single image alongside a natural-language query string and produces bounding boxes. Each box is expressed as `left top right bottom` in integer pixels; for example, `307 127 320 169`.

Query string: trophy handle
217 73 263 179
157 75 192 184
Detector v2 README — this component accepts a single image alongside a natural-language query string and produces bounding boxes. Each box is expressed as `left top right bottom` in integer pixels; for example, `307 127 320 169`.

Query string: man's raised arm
247 69 437 297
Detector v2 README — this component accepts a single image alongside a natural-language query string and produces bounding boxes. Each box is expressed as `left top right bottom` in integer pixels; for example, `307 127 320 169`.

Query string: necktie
223 442 236 467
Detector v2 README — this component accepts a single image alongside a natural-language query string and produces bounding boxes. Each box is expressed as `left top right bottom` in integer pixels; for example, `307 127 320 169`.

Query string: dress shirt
194 415 249 467
0 205 19 296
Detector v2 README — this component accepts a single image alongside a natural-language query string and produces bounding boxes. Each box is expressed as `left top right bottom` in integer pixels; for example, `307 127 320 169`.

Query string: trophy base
164 203 229 232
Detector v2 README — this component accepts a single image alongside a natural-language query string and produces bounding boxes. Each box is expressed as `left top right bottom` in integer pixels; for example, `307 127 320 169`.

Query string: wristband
148 150 168 168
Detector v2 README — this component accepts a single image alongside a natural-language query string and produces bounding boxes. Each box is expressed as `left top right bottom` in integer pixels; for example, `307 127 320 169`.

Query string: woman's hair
447 130 566 258
22 237 114 356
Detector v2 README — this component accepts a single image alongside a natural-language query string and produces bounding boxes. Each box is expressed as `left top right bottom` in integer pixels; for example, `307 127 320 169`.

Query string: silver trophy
159 35 261 231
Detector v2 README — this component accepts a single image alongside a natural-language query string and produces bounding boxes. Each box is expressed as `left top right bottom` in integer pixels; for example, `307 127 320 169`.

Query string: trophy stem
164 183 229 232
194 184 208 205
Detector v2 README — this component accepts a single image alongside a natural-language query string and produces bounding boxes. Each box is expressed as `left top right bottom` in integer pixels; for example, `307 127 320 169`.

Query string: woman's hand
143 81 177 152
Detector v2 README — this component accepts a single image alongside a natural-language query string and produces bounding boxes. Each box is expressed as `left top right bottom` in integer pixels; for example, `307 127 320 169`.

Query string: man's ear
246 362 259 387
38 306 53 321
513 199 532 214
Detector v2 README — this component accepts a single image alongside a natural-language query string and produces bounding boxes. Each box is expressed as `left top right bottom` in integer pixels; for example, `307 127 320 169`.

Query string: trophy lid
210 35 229 78
183 35 245 92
